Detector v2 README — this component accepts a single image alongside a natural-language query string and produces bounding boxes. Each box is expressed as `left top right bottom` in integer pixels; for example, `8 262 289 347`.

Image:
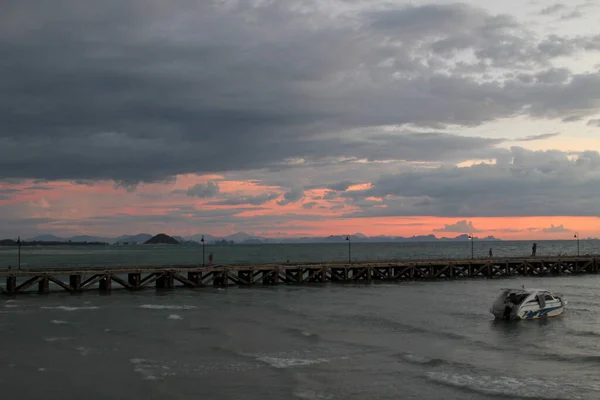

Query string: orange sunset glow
1 173 598 240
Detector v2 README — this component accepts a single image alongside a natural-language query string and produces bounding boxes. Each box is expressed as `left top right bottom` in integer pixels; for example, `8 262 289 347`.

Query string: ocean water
2 242 600 399
2 276 600 399
0 240 598 269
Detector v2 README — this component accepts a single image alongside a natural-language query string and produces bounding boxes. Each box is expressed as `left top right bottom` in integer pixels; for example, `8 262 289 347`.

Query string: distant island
143 233 180 245
0 231 595 246
0 231 506 246
0 239 109 247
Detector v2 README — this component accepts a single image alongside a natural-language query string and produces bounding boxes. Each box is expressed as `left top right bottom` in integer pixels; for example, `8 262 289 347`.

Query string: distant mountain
70 235 113 243
6 231 501 246
187 234 221 244
144 233 180 245
223 232 268 243
26 234 67 242
115 233 153 244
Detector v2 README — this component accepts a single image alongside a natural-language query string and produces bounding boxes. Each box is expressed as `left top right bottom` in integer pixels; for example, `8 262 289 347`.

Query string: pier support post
38 277 49 293
187 271 201 285
156 273 174 289
213 271 226 287
128 273 141 289
99 275 112 292
6 276 16 293
70 275 81 291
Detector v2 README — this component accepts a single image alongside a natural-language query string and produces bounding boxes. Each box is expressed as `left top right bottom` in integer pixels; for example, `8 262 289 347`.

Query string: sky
1 0 600 240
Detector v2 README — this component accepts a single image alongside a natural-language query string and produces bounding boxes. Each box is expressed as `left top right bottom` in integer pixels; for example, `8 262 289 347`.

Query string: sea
1 240 600 399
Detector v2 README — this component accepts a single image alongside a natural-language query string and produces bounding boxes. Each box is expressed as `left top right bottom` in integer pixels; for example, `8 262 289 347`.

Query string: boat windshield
506 291 529 305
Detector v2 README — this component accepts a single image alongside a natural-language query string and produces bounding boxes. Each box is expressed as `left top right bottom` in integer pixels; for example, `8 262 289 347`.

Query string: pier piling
0 255 598 296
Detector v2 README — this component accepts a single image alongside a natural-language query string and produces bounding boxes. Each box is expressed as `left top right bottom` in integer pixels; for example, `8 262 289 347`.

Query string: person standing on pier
532 243 537 257
489 248 493 258
209 252 213 266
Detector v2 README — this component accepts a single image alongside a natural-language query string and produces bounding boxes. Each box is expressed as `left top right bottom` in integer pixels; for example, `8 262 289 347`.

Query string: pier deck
0 255 597 295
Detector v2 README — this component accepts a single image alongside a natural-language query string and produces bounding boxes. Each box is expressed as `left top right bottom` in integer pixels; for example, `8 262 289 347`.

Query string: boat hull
489 288 566 321
515 305 565 320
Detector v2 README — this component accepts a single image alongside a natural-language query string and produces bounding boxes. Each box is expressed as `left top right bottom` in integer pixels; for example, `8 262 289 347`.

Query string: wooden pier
0 255 598 295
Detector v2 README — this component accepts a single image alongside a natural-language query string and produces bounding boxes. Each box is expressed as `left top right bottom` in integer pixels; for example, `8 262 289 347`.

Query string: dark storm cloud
206 192 279 206
339 147 600 217
277 188 305 206
323 191 338 200
1 1 600 184
302 202 318 209
185 182 220 198
326 181 356 191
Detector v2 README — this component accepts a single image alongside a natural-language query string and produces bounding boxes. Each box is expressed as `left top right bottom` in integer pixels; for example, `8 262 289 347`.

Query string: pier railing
0 255 597 295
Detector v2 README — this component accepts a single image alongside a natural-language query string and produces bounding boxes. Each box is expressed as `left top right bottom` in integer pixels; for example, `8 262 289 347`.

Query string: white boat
489 287 566 320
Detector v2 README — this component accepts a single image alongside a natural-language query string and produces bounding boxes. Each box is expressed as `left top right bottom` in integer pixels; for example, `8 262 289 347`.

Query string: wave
50 320 68 324
41 306 99 312
76 346 91 356
138 304 196 310
396 352 472 368
541 352 600 364
349 314 459 338
167 314 183 320
566 307 594 314
566 328 600 338
257 356 329 369
293 389 333 399
426 371 578 400
44 337 72 342
285 328 320 341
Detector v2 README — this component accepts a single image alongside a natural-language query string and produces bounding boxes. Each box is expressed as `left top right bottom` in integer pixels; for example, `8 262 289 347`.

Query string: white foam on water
103 328 111 332
44 337 72 342
76 346 90 356
129 358 177 380
41 306 99 312
167 314 183 320
258 356 329 369
401 353 431 364
38 368 45 372
293 390 333 399
139 304 196 310
50 320 68 325
426 371 577 400
5 300 16 303
4 304 19 308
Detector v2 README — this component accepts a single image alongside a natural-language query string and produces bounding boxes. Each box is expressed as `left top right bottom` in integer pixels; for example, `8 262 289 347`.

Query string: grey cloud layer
1 1 600 184
340 147 600 217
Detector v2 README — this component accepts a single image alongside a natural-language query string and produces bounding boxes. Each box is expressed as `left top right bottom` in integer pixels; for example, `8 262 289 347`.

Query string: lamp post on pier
201 235 205 267
345 235 351 264
574 232 579 256
468 233 474 259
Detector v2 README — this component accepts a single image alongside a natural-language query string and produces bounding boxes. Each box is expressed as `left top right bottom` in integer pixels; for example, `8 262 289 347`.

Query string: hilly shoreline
0 232 502 246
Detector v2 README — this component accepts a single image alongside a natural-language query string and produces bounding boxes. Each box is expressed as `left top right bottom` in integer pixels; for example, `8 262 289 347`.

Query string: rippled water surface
2 274 600 399
1 240 598 268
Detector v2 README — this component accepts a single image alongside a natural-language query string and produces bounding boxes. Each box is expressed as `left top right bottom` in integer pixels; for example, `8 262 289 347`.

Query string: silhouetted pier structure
0 255 597 295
